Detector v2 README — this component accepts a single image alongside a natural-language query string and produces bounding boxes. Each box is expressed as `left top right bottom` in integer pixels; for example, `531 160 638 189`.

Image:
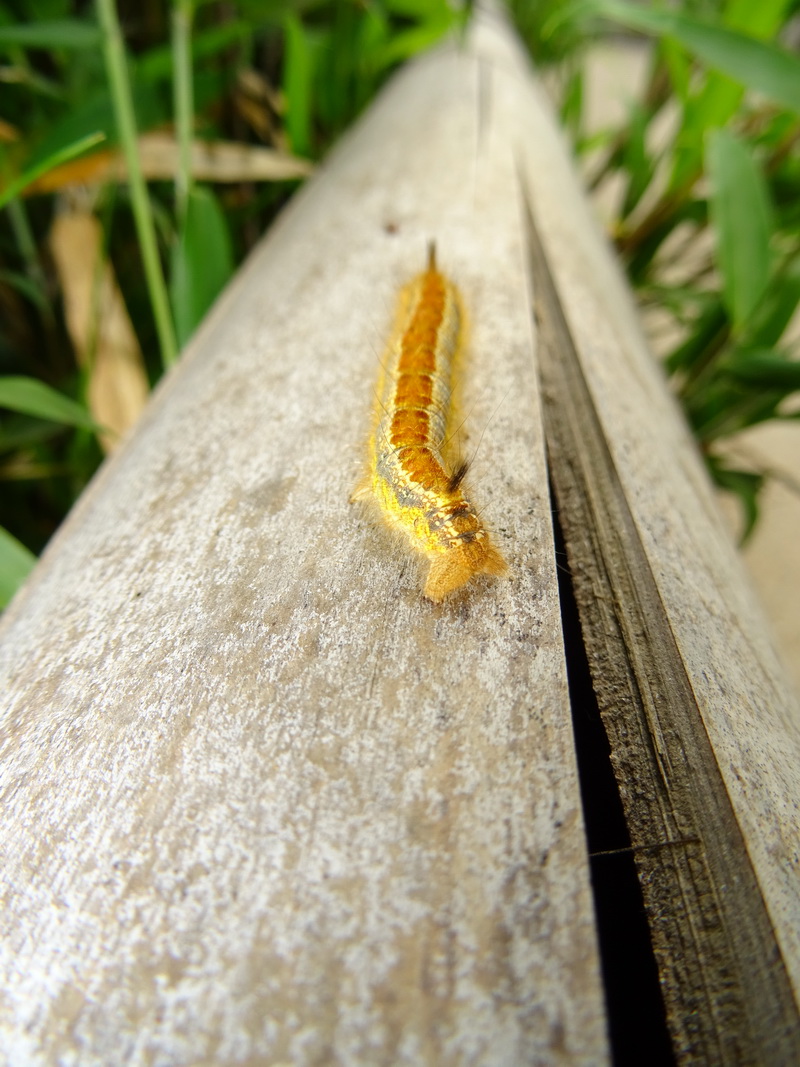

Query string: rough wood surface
4 9 800 1064
0 14 608 1067
530 205 800 1063
494 22 800 1064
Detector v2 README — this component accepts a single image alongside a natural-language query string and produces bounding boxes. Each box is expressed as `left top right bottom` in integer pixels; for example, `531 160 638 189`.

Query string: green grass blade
2 196 49 311
593 1 800 115
0 269 49 310
26 86 164 169
0 376 101 430
172 0 195 222
96 0 178 369
170 186 234 346
284 14 314 158
0 131 105 210
383 0 447 14
707 129 773 331
0 19 101 49
137 21 252 83
0 525 36 609
376 11 455 67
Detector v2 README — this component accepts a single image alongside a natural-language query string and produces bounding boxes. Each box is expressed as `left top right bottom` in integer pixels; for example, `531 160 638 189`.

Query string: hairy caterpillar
353 245 507 602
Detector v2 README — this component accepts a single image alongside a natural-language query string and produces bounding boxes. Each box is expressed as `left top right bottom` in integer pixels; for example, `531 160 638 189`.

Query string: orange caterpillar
353 245 507 602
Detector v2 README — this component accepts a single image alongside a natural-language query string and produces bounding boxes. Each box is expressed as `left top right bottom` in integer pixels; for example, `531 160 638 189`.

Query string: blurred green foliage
513 0 800 542
0 0 464 604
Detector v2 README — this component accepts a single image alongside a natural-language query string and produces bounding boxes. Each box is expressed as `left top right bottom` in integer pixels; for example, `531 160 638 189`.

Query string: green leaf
725 0 793 37
283 14 314 158
723 350 800 390
592 1 800 115
0 526 36 609
670 74 744 193
668 0 791 192
689 379 784 441
706 129 773 330
745 261 800 347
170 186 234 347
356 5 391 88
620 102 654 217
136 21 254 83
707 457 763 543
0 18 101 49
383 0 446 15
0 131 105 210
0 377 100 430
26 84 163 169
0 269 49 310
376 10 454 68
665 299 728 375
660 37 690 104
560 67 584 137
0 415 65 453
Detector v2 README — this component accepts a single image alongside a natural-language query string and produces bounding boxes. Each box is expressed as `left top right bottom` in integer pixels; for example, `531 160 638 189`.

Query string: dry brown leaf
27 135 313 194
236 69 284 115
234 69 287 146
136 134 313 182
49 207 149 453
233 91 277 143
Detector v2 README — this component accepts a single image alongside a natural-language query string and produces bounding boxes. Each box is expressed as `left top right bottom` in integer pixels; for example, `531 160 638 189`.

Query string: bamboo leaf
620 102 653 217
592 1 800 115
0 526 36 609
0 376 100 431
707 458 763 543
723 350 800 390
560 67 584 137
660 37 690 104
668 0 791 190
670 75 744 193
706 129 773 330
745 262 800 347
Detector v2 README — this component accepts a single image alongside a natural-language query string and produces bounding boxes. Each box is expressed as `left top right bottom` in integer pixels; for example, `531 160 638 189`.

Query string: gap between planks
527 195 800 1066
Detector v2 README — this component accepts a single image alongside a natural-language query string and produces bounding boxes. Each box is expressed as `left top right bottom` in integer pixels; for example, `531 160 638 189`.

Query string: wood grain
529 201 800 1063
472 11 800 1062
0 15 607 1067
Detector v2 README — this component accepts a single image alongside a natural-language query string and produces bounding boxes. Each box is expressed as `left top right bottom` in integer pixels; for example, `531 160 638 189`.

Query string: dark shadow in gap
551 497 675 1067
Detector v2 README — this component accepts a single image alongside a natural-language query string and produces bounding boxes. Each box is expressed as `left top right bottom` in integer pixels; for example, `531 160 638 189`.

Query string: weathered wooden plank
530 207 800 1063
0 15 608 1067
467 10 800 1063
